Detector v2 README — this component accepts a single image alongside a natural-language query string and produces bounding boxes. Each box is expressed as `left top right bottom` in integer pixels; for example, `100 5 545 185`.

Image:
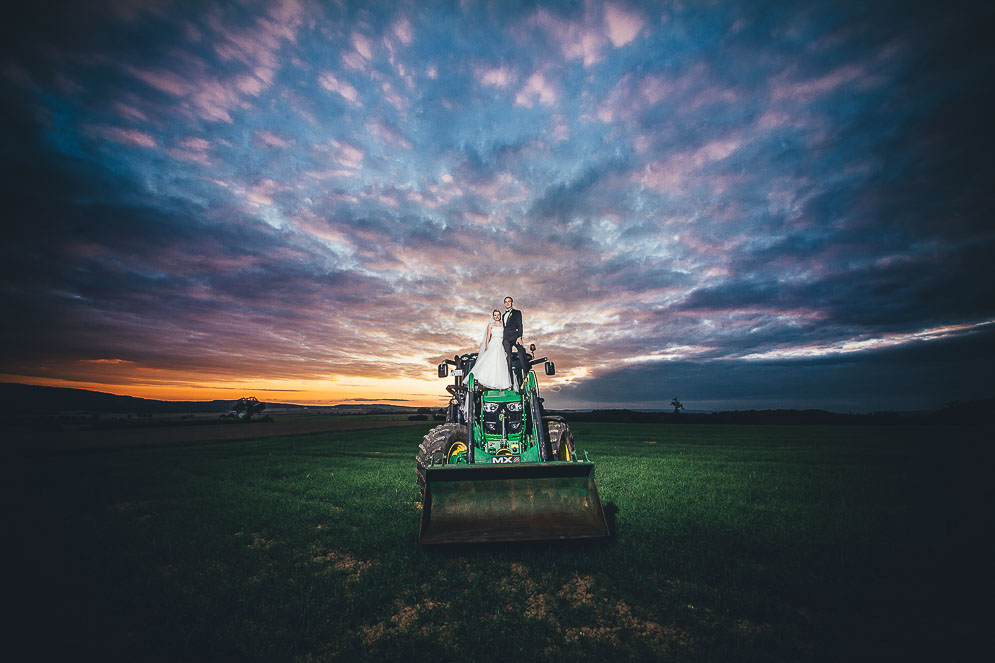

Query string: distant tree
671 397 685 414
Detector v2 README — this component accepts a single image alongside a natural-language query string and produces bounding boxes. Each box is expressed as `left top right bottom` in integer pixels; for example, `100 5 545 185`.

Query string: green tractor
416 344 609 544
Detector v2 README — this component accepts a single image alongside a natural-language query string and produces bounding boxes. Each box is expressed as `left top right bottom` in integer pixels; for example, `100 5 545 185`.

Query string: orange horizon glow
1 373 451 408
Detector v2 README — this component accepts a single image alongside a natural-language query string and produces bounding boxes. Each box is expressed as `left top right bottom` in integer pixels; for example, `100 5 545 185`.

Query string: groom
502 296 528 388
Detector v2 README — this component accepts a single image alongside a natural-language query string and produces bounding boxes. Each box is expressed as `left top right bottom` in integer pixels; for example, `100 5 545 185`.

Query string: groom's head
504 296 513 310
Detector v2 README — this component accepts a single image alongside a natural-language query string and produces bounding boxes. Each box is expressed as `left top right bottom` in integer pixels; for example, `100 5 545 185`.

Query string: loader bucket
418 462 610 544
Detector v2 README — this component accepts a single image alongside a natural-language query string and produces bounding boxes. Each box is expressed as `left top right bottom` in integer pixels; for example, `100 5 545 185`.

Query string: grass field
5 420 989 661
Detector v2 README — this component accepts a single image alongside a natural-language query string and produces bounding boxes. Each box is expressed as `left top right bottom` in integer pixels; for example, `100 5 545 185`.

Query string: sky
1 0 993 412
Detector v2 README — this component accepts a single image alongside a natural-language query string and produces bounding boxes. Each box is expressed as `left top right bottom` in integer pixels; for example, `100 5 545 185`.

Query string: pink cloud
526 3 646 67
529 8 607 67
318 72 360 104
425 175 464 206
342 50 367 71
464 211 490 224
365 119 412 149
380 80 406 111
692 138 741 166
256 129 290 148
684 85 738 111
266 0 304 32
637 160 685 193
407 191 438 209
595 72 675 123
551 122 570 142
352 32 373 60
124 2 302 126
113 102 148 122
291 210 357 248
469 172 529 204
515 72 557 108
167 135 212 165
246 178 283 207
126 66 192 96
166 148 211 166
90 125 157 148
190 79 241 123
604 3 645 47
756 110 796 131
331 141 364 169
304 169 359 181
128 1 301 126
595 64 737 125
236 73 265 95
479 66 516 88
181 137 210 151
392 17 414 45
637 137 744 193
771 63 867 103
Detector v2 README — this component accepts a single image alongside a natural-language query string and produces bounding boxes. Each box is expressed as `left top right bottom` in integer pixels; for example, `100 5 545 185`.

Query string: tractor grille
482 401 524 435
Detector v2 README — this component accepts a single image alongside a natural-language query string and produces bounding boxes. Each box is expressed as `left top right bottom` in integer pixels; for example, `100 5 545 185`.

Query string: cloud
2 0 992 410
636 137 744 194
392 17 413 45
528 6 606 67
256 129 290 148
89 125 157 148
514 72 557 107
770 63 869 103
365 119 412 149
352 32 373 60
479 65 516 88
603 3 645 48
125 66 192 96
525 2 644 68
318 72 360 104
559 328 995 412
331 141 364 170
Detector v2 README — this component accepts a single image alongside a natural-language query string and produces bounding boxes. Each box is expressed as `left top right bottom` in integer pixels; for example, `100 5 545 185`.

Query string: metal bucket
418 462 610 544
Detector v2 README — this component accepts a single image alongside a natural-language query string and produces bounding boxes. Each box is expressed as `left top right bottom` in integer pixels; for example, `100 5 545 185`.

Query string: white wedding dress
467 323 512 390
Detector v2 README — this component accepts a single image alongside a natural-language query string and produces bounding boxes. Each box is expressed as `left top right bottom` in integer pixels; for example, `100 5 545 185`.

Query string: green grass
5 422 988 661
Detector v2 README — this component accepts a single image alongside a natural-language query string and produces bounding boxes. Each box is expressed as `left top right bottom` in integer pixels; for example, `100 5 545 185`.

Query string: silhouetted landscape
5 382 990 427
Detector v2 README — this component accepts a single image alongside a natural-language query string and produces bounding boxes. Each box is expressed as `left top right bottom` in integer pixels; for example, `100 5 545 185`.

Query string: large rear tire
546 420 576 461
416 423 469 499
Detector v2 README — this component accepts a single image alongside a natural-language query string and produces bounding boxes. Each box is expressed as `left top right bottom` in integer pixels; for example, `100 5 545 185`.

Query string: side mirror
544 361 555 376
529 343 536 353
438 363 449 378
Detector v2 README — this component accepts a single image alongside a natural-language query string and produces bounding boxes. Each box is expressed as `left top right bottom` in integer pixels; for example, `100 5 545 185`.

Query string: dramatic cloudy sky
1 0 992 411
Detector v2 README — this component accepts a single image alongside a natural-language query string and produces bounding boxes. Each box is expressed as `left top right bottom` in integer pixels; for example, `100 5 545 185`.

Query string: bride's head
492 309 501 321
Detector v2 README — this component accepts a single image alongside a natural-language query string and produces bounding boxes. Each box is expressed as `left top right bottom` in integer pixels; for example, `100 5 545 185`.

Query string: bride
467 309 512 390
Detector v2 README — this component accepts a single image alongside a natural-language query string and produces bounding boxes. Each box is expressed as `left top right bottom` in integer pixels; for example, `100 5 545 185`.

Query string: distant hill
326 403 421 414
549 403 993 426
5 382 990 425
2 383 305 414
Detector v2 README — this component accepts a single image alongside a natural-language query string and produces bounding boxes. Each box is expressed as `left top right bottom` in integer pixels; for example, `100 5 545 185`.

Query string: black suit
502 308 527 388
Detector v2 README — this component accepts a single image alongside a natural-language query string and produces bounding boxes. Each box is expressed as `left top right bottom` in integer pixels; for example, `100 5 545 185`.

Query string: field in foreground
5 421 989 661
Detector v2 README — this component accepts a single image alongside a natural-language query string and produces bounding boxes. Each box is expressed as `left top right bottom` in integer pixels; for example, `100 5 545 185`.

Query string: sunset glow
2 1 992 411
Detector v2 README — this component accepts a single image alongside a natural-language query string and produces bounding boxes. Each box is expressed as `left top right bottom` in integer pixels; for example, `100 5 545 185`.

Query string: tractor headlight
505 401 522 412
483 402 499 412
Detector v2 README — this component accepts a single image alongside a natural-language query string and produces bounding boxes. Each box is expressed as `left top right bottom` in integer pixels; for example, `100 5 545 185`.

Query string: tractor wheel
416 423 469 499
546 420 576 461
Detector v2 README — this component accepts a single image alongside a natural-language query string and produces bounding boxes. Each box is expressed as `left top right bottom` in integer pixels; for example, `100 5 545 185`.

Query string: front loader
416 345 609 544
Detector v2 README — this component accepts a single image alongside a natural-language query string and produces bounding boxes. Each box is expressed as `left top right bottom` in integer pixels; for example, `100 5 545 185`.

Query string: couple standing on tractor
467 296 528 391
418 294 609 544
